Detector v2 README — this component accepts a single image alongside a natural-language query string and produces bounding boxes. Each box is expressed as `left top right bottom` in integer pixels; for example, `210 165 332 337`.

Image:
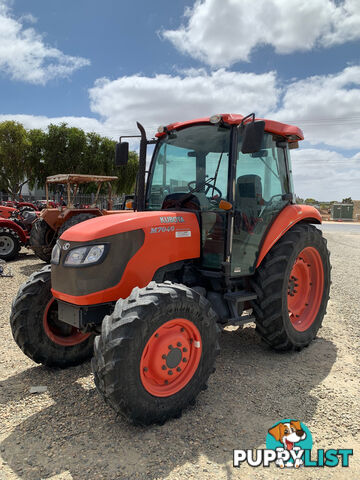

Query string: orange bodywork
52 211 200 305
256 204 322 267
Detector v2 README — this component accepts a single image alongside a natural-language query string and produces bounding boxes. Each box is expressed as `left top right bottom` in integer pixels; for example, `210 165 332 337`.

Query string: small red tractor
30 174 127 262
11 113 330 425
0 208 37 260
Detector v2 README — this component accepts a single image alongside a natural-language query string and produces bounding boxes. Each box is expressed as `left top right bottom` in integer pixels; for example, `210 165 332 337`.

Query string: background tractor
11 113 330 425
0 207 36 260
30 174 128 262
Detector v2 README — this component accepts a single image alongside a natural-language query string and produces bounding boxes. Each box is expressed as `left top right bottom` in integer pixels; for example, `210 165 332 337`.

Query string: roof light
209 114 222 124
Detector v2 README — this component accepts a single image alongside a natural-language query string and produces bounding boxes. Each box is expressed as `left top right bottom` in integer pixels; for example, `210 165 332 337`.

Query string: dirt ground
0 227 359 480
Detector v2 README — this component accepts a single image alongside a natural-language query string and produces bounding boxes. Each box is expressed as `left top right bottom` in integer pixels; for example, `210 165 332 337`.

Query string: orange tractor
11 113 330 425
30 174 128 262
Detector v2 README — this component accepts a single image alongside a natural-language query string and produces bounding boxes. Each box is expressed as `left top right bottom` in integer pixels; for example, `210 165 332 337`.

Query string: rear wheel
250 223 330 350
57 213 97 237
10 265 94 367
30 218 56 263
0 227 21 260
92 282 219 425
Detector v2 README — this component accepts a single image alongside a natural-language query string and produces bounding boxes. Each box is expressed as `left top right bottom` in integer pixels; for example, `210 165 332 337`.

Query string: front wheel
92 282 220 425
0 227 21 260
250 223 331 350
10 265 94 367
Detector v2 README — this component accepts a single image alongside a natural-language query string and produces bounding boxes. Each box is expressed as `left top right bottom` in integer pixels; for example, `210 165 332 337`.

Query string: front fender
256 204 321 268
0 219 28 244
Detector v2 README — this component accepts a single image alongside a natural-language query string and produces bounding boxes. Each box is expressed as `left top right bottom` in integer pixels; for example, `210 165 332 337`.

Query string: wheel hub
140 318 202 397
0 235 14 255
287 247 324 332
165 348 182 369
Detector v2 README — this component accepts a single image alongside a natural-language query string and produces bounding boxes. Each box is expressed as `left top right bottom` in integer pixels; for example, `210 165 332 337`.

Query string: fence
0 192 126 210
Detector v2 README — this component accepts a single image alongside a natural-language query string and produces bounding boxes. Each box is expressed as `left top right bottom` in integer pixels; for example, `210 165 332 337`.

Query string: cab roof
155 113 304 143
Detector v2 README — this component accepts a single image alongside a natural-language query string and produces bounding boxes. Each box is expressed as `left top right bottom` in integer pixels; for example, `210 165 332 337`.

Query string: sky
0 0 359 201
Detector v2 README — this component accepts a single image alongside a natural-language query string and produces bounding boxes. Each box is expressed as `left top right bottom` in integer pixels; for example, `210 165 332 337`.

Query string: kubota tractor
30 174 126 262
10 113 330 425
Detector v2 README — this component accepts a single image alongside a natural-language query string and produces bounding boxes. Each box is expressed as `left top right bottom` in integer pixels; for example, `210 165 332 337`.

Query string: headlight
51 243 61 264
64 244 106 266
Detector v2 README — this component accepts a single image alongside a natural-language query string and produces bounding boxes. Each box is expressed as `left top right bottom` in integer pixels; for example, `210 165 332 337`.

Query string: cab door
231 134 291 275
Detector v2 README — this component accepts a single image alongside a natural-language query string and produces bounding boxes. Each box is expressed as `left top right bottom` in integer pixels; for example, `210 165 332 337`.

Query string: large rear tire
10 265 94 367
57 213 97 237
250 223 330 350
92 282 220 425
0 227 21 261
30 218 56 263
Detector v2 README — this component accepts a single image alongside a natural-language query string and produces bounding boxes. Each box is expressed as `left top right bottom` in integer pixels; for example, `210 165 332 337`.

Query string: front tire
0 227 21 260
92 282 220 425
10 265 94 367
250 223 330 350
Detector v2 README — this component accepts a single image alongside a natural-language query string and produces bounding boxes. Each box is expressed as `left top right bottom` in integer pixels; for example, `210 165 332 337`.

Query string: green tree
342 197 353 204
305 198 317 204
0 121 31 198
27 128 47 189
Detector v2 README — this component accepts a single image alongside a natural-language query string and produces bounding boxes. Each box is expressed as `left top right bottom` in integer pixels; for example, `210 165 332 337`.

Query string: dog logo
266 419 312 468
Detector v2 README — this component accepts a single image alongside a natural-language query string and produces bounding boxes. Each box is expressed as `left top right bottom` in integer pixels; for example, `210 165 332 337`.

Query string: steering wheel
187 180 222 199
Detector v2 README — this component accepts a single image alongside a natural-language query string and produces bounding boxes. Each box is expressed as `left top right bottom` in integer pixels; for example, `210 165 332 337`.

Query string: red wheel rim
140 318 202 397
287 247 324 332
43 298 91 346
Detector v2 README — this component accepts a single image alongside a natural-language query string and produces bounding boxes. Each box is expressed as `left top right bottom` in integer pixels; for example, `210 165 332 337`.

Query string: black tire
250 223 331 351
57 213 97 238
0 227 21 261
30 218 56 263
92 282 220 425
10 265 94 368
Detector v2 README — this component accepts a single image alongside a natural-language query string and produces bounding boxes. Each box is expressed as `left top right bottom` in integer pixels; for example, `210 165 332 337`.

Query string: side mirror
115 142 129 166
241 120 265 154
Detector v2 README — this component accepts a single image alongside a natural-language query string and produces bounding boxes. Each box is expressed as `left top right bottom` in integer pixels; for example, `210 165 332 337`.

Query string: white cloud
0 0 90 84
1 65 360 199
162 0 360 67
292 149 360 200
271 66 360 149
89 69 279 134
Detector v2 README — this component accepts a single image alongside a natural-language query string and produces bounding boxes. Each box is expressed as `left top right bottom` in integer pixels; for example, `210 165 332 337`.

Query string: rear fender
256 205 321 268
0 219 28 244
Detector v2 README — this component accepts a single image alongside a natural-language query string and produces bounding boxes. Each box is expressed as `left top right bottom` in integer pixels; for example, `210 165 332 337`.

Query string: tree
0 121 32 198
342 197 353 204
305 198 317 204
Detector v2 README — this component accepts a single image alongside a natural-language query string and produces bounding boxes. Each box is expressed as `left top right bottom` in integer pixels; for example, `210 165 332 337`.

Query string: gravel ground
0 228 359 480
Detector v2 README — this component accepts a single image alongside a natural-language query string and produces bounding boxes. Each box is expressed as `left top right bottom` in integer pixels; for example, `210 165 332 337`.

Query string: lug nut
180 327 185 332
168 370 173 375
162 354 166 359
182 347 187 352
168 345 173 350
177 342 182 347
162 365 166 370
183 358 187 363
155 333 159 338
176 367 181 372
143 367 148 372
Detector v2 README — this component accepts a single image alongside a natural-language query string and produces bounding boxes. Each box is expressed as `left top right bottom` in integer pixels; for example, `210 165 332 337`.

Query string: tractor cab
119 113 302 276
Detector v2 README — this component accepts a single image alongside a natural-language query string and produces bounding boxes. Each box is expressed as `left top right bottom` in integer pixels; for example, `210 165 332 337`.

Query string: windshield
146 125 230 210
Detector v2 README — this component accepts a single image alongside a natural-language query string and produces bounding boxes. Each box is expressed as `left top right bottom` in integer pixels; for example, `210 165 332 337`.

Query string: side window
231 133 290 275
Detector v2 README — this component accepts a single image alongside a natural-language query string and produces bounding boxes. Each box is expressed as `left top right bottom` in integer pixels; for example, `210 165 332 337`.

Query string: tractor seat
235 174 263 233
161 192 201 211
